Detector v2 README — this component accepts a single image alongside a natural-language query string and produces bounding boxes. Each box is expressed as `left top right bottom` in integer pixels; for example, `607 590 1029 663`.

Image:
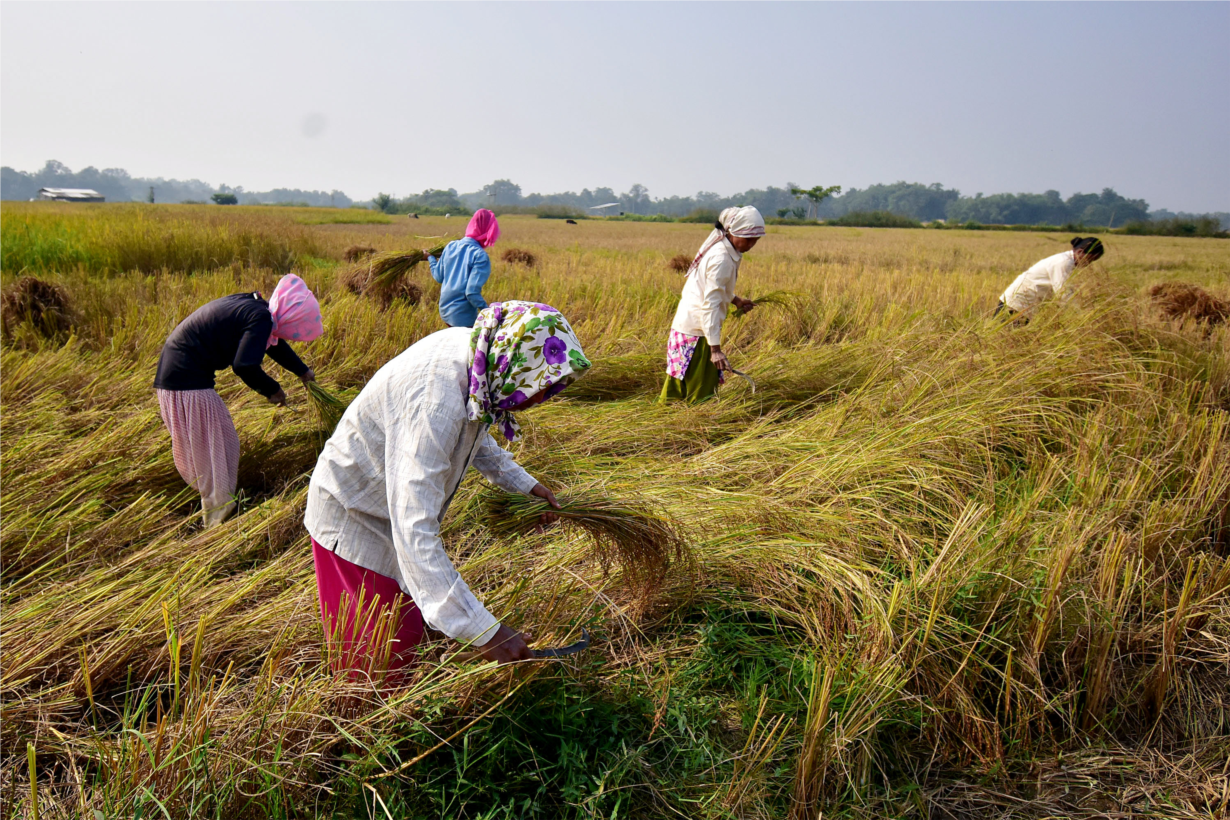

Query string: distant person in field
996 237 1106 321
305 301 591 678
154 275 323 528
427 209 501 328
660 205 765 403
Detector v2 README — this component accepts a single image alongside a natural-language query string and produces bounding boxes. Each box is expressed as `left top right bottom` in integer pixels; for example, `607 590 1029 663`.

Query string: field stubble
1 204 1229 819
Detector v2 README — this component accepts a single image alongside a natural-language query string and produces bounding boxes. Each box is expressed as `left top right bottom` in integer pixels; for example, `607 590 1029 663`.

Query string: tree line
0 161 352 208
4 160 1226 230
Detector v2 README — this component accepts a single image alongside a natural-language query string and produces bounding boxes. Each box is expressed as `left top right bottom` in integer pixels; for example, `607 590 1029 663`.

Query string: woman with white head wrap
660 206 765 403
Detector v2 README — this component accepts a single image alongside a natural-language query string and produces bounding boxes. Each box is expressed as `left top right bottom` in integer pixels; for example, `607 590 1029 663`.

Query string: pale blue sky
2 2 1227 211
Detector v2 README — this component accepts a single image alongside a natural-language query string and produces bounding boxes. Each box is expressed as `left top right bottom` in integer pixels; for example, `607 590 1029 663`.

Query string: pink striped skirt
156 388 240 516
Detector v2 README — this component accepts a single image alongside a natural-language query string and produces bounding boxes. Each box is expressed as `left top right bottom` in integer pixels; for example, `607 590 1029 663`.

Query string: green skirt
660 336 723 403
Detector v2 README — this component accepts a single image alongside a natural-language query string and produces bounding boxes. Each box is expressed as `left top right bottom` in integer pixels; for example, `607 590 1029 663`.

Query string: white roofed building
37 188 105 203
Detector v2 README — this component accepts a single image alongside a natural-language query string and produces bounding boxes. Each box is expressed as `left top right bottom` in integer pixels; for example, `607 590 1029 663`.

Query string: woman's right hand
268 388 287 406
478 624 533 665
710 347 730 371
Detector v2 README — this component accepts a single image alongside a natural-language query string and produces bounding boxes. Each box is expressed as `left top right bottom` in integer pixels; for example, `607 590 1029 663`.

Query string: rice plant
2 207 1228 819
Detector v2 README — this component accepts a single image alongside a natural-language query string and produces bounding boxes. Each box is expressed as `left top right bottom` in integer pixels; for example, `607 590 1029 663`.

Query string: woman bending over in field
660 205 765 403
427 208 501 328
154 274 323 528
304 301 591 679
995 236 1106 321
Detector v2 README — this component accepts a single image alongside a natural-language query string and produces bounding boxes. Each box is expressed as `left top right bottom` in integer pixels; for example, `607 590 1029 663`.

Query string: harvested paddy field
2 202 1229 819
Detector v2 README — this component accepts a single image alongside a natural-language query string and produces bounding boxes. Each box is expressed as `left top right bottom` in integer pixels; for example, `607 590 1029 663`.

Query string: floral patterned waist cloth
665 330 724 384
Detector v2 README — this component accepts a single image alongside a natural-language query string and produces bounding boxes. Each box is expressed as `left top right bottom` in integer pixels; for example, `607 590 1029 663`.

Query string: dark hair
1071 236 1105 261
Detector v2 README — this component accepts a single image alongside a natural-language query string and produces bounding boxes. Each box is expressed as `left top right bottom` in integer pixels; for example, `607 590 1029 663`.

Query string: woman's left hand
300 368 316 384
530 483 561 527
732 296 755 314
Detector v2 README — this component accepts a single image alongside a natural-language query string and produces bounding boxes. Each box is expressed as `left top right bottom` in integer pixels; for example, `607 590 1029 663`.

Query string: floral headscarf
266 274 324 348
467 300 591 441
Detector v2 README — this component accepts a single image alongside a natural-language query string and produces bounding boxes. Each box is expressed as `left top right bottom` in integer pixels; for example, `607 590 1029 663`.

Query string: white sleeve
385 402 500 644
472 429 538 495
700 253 735 346
1052 257 1075 302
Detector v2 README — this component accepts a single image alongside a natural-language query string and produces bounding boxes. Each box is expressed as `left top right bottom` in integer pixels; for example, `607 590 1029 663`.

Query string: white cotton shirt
999 250 1077 312
304 327 539 645
670 239 742 345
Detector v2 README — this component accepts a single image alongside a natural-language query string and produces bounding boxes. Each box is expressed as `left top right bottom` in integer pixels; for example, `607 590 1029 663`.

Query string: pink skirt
156 388 240 514
312 540 424 685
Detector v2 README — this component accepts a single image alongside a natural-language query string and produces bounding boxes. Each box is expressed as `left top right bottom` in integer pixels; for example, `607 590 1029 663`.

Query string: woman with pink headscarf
427 208 501 327
154 274 324 527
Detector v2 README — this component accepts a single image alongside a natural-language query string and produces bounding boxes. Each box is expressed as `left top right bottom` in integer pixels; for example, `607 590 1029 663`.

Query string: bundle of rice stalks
340 244 445 309
732 290 802 316
1 276 76 340
343 245 377 263
481 491 688 609
306 381 349 443
501 248 537 267
1149 282 1229 326
667 254 692 273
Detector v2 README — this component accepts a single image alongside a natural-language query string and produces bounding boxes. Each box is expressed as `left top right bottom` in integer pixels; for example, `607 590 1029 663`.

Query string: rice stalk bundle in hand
341 244 446 308
482 491 689 609
732 290 802 316
306 381 348 444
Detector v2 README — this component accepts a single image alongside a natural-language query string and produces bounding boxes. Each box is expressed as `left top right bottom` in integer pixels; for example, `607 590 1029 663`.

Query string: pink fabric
312 539 424 684
665 330 724 384
156 388 241 513
266 274 324 349
464 209 501 249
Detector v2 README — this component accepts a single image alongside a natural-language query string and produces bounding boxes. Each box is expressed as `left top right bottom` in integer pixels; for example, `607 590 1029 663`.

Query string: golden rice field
2 202 1228 819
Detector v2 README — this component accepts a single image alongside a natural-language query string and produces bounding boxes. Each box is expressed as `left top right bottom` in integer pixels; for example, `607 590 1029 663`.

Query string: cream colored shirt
304 328 539 645
670 239 742 345
1000 250 1076 312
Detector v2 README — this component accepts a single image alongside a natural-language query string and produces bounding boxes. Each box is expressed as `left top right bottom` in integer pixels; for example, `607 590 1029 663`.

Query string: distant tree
776 208 791 218
482 179 522 206
791 206 807 219
148 187 155 204
622 183 650 215
790 184 842 219
211 192 239 205
372 192 395 213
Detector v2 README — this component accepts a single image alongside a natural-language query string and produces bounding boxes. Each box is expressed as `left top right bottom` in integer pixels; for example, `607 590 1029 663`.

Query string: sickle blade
531 628 590 659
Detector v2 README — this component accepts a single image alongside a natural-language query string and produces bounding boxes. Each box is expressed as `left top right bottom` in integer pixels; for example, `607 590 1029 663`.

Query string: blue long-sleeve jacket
428 237 491 328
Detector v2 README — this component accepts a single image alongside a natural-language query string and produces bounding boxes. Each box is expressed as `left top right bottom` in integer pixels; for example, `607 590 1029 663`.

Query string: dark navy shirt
154 293 308 397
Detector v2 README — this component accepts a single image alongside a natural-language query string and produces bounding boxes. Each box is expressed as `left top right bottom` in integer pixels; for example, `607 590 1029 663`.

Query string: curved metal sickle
728 367 756 393
531 628 590 659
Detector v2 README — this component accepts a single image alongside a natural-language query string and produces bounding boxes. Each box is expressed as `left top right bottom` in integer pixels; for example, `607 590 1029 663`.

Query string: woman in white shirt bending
660 206 765 402
305 301 591 679
996 237 1106 319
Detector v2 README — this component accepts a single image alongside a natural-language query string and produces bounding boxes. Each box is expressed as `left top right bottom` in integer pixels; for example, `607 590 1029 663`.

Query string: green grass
2 212 1229 818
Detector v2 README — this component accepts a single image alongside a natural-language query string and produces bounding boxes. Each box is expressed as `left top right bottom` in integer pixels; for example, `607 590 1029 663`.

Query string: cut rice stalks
481 491 689 610
306 381 349 444
341 244 447 308
732 290 803 316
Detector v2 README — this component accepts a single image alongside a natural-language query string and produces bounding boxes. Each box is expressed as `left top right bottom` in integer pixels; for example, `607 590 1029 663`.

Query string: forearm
232 364 280 397
266 340 309 377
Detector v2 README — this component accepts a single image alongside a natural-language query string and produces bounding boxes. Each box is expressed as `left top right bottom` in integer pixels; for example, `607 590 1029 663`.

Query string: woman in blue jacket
428 209 501 327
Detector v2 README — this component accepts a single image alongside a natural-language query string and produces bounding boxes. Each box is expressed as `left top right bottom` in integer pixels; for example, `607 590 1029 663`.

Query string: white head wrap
686 206 766 274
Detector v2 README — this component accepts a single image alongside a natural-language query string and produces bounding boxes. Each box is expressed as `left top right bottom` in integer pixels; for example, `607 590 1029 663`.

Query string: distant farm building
37 188 105 203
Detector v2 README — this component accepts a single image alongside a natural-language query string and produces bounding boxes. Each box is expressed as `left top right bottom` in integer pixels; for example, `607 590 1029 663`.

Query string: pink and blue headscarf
266 274 324 348
466 301 591 441
465 209 501 249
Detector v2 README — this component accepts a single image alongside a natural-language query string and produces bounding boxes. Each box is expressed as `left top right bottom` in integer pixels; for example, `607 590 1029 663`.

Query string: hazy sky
2 2 1228 211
